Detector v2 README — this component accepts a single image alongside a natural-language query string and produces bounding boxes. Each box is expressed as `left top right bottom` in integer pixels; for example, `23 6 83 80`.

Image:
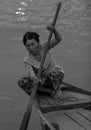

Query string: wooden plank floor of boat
44 108 91 130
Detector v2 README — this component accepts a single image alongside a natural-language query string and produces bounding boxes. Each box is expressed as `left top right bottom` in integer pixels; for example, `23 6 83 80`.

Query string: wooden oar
19 2 62 130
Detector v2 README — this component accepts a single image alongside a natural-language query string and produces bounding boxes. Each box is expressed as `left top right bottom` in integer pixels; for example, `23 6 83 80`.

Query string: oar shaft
28 2 62 111
19 2 62 130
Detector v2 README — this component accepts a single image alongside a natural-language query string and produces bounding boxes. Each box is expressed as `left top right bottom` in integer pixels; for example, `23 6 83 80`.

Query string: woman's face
25 39 39 54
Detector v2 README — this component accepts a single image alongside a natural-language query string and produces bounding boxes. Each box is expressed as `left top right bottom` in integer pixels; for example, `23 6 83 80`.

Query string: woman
18 24 64 97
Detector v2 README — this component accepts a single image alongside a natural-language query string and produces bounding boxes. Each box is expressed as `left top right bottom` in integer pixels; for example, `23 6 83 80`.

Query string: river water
0 0 91 129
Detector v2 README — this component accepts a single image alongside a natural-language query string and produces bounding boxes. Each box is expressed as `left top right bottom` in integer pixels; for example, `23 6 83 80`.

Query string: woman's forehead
27 39 36 42
27 39 37 44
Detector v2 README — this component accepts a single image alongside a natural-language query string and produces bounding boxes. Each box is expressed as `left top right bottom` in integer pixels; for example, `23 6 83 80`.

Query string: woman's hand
33 77 42 85
47 24 55 32
33 77 46 86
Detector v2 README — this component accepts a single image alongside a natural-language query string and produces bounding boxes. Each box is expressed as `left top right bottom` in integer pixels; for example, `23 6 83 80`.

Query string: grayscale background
0 0 91 129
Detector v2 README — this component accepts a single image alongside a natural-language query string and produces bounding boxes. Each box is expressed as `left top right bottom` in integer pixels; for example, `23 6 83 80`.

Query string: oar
19 2 62 130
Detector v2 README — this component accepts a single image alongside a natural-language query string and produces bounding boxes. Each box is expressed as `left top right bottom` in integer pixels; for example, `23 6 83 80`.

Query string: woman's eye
27 44 33 47
27 45 30 47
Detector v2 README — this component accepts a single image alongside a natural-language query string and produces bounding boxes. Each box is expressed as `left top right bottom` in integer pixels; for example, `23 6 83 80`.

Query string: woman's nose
29 46 32 50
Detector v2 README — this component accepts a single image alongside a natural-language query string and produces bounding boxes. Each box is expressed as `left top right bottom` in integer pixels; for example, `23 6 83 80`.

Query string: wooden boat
28 82 91 130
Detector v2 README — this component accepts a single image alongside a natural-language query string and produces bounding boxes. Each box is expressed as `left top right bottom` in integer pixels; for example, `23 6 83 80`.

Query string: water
0 0 91 129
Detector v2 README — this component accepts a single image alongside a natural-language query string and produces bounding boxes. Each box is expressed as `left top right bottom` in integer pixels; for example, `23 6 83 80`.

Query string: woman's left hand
47 24 55 32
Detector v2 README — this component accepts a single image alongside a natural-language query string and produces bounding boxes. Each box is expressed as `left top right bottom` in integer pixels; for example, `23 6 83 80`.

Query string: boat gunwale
61 82 91 96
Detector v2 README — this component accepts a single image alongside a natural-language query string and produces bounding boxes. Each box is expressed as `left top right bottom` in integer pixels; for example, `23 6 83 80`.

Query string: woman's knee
17 78 24 88
17 77 33 88
49 68 64 81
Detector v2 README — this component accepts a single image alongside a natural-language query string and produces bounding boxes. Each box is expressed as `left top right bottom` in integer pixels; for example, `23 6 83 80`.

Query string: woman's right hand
33 77 41 85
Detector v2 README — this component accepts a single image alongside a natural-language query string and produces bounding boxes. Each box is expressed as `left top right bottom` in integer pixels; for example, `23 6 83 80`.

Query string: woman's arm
47 24 62 49
24 61 38 80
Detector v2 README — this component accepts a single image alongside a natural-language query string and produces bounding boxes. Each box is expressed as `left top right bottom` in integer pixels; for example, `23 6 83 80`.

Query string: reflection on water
0 0 90 26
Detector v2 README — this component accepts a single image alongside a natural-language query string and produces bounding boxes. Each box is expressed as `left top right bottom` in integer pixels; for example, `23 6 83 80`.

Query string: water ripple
0 0 90 28
0 96 24 113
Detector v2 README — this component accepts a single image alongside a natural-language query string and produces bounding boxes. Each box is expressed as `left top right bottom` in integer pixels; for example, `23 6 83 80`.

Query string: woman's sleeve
24 58 37 79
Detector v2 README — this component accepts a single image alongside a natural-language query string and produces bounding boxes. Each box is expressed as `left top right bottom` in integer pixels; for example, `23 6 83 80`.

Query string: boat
27 82 91 130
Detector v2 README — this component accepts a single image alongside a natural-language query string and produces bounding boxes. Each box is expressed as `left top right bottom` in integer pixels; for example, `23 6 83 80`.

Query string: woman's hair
23 31 40 46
